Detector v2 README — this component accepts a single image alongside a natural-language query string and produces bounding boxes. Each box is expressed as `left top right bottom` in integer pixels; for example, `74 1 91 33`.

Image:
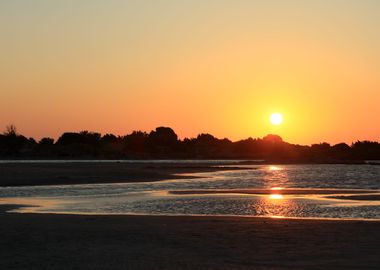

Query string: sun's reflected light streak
268 166 282 171
270 187 284 190
269 194 284 200
270 215 286 219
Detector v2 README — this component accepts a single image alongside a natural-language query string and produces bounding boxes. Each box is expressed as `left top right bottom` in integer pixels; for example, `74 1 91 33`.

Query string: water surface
1 163 380 220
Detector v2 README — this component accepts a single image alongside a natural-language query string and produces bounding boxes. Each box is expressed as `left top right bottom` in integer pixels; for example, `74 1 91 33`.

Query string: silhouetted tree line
1 125 380 162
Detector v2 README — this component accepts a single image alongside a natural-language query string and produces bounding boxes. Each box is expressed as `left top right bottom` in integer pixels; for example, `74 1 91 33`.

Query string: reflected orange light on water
270 187 284 190
270 215 286 219
269 194 284 200
268 166 282 171
256 193 295 218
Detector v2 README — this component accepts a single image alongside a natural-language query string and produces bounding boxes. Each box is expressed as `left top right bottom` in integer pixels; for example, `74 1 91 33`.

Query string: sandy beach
0 207 379 270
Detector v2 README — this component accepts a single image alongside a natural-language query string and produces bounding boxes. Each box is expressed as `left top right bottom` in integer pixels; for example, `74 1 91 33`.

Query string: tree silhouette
1 125 380 161
147 127 178 156
3 124 17 136
39 137 54 145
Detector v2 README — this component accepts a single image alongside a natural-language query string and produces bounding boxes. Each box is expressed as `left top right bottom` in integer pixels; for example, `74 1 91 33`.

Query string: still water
1 163 380 220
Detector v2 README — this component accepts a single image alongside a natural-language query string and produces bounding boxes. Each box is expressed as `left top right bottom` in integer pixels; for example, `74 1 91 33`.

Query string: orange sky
1 1 380 144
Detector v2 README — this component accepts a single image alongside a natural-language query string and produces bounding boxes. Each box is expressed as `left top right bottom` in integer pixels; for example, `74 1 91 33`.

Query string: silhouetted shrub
39 137 54 145
1 125 380 161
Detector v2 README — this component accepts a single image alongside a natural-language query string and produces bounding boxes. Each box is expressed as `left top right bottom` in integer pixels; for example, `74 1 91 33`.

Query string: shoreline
1 210 379 269
0 162 252 187
3 203 380 222
7 208 380 223
3 202 380 223
1 160 377 187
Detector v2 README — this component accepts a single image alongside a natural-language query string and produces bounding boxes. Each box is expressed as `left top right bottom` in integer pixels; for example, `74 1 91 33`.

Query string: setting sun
270 113 283 125
1 2 380 270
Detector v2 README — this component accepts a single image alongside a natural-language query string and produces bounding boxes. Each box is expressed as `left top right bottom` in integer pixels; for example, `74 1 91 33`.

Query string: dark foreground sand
1 208 379 270
0 162 249 187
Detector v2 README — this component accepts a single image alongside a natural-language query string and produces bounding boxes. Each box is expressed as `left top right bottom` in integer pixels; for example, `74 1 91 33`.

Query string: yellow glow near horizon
270 113 283 125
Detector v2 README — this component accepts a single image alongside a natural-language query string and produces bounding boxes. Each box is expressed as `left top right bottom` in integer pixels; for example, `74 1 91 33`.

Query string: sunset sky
1 0 380 144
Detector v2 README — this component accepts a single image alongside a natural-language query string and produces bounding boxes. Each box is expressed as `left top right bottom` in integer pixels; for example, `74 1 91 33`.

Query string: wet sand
0 162 249 187
0 207 379 270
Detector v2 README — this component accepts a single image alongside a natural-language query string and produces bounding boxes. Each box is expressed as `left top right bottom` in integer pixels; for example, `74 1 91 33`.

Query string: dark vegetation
1 125 380 162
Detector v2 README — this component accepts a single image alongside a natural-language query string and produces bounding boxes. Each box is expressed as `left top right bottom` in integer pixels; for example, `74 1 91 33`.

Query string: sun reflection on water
268 166 282 171
254 192 301 218
263 165 290 188
270 187 284 190
269 194 284 200
270 215 286 219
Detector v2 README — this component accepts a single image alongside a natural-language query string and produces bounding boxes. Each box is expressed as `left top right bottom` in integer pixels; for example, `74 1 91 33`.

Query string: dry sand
0 208 379 270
